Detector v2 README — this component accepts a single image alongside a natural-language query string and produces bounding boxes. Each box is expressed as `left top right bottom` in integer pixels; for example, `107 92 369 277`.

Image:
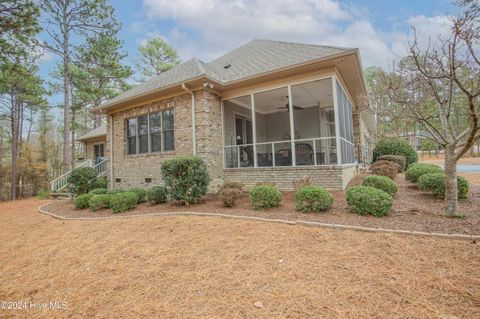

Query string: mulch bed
43 174 480 235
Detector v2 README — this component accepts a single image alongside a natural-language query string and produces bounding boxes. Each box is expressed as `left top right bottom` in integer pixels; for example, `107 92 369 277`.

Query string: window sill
124 151 176 159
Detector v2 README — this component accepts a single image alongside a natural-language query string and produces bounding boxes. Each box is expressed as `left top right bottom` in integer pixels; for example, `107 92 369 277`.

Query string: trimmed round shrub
295 186 333 212
91 177 108 189
362 175 398 196
161 156 210 205
373 138 418 168
147 186 167 204
417 173 469 199
88 194 112 211
74 193 94 209
89 188 108 195
220 188 241 207
67 166 97 195
370 160 399 180
405 163 443 182
107 188 125 195
346 186 393 217
378 155 406 172
128 187 147 203
110 192 137 213
250 185 282 210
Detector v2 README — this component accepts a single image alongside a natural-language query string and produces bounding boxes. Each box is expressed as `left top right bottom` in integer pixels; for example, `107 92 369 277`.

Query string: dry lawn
1 199 480 318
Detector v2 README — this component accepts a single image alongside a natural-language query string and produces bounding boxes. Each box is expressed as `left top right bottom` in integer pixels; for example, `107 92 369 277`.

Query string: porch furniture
275 148 292 166
295 143 314 165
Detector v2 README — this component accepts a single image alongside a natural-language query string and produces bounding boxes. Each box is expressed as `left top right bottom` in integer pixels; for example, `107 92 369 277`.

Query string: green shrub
417 173 469 199
88 194 112 211
128 187 147 203
91 177 108 189
161 156 210 205
74 193 94 209
67 167 97 195
346 186 393 217
362 175 398 196
107 188 124 195
405 163 443 182
250 185 282 210
219 188 241 207
219 182 243 192
378 155 407 172
373 138 418 168
147 186 167 204
110 192 137 213
37 190 50 199
294 186 333 212
370 160 399 180
89 188 108 195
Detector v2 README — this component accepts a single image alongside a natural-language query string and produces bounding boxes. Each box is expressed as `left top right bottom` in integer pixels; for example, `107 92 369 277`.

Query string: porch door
235 115 253 166
94 144 105 164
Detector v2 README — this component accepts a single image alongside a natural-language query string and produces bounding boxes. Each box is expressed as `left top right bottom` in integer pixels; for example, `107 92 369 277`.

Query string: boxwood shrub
91 177 108 189
370 160 399 180
250 185 282 210
220 188 241 207
405 163 443 182
73 193 94 209
67 167 97 195
147 186 167 204
417 173 469 199
373 138 418 168
294 186 333 212
161 156 210 205
377 155 406 172
128 187 147 203
88 194 112 211
346 186 393 217
110 192 137 213
107 188 125 195
362 175 398 196
89 188 108 195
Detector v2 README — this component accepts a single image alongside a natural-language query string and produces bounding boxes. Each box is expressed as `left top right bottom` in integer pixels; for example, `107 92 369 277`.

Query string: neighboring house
58 39 375 192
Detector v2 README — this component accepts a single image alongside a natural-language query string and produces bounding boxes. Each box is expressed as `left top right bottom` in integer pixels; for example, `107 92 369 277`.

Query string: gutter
181 83 196 155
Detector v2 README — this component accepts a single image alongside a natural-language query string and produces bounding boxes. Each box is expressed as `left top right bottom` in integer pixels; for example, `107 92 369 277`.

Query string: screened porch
222 76 356 168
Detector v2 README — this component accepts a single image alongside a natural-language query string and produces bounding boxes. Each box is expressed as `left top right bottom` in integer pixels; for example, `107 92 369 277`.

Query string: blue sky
37 0 457 111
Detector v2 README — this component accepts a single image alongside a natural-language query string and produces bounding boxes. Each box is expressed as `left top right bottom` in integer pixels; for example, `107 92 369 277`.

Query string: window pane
138 115 148 135
223 95 252 148
151 132 161 152
139 134 148 153
163 110 174 130
150 113 161 133
164 130 174 151
127 118 136 137
127 137 136 154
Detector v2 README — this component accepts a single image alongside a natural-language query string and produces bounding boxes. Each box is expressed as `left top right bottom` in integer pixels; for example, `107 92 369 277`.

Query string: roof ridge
251 38 355 51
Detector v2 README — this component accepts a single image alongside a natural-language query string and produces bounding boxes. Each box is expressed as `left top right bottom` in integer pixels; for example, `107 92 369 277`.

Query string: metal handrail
50 160 93 192
94 158 109 176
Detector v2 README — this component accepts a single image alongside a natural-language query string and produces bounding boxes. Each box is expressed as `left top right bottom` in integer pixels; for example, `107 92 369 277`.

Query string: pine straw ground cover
0 199 479 318
45 174 480 235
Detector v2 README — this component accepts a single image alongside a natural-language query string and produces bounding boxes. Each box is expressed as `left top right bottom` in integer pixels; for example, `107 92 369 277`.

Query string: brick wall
223 165 357 191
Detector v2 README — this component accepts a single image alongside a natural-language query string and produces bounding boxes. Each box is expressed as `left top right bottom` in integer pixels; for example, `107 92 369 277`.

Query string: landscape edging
38 204 480 241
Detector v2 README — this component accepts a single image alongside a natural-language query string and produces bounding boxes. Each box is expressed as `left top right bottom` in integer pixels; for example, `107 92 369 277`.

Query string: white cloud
139 0 455 68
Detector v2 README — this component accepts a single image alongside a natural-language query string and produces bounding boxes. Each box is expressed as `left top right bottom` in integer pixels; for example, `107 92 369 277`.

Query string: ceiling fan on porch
278 96 302 112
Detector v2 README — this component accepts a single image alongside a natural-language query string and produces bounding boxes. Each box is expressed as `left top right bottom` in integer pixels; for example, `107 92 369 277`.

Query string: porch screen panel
336 80 355 164
291 78 335 165
254 86 290 167
222 95 253 168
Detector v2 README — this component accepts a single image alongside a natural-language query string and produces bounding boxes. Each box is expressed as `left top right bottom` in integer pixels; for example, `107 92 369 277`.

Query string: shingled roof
76 124 107 141
99 39 354 109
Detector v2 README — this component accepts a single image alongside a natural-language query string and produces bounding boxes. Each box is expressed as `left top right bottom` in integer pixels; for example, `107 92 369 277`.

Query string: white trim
251 93 258 168
221 100 225 168
332 77 342 165
288 85 296 166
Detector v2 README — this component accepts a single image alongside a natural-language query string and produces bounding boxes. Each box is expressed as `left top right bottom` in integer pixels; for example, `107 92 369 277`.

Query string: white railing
94 158 109 177
50 160 92 192
224 137 338 168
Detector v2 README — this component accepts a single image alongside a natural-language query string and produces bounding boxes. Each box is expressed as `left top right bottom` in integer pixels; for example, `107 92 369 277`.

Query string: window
125 109 174 155
127 118 137 155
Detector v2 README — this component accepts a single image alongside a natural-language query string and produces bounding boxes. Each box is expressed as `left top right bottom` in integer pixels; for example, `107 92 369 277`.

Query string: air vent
145 178 152 183
115 178 121 183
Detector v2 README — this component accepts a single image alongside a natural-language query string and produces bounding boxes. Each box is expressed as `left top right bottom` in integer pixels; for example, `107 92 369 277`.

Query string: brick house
73 39 375 192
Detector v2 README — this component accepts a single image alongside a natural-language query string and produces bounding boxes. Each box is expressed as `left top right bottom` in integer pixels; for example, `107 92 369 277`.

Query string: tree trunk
71 108 76 169
444 145 458 216
62 10 70 173
10 96 19 200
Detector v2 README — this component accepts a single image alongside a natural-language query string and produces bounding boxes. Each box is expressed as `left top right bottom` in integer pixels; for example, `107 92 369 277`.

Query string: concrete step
50 192 71 200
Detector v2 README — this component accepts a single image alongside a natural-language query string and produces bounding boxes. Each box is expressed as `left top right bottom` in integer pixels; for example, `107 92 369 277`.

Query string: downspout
109 114 114 189
181 83 196 155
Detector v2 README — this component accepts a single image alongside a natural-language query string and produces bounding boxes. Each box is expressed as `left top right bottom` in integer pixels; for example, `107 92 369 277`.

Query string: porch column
332 77 342 165
288 85 296 166
251 93 258 168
